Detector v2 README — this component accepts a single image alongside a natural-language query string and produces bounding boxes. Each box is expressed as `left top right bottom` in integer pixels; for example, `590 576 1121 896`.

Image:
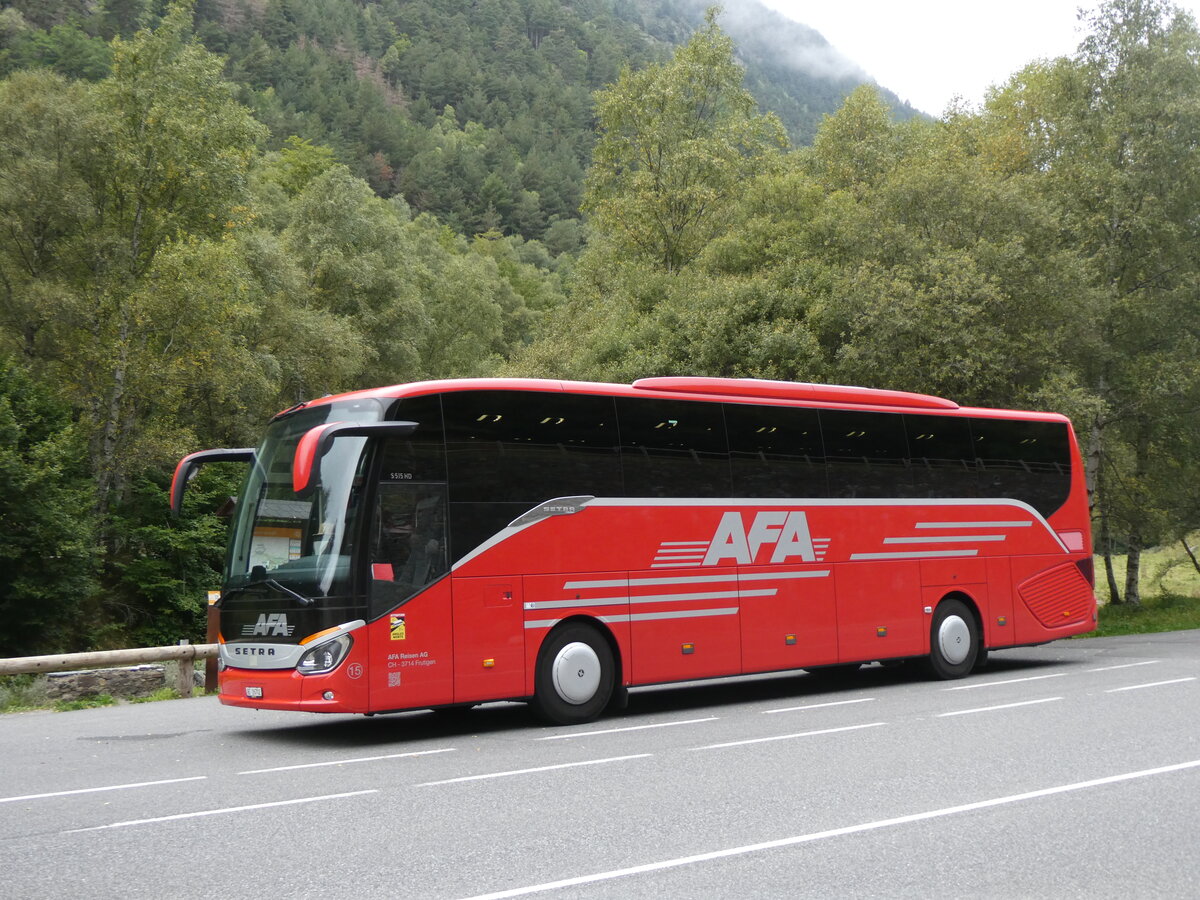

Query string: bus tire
926 598 979 679
533 622 615 725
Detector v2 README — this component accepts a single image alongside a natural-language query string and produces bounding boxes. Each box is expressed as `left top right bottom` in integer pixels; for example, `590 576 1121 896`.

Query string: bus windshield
223 397 386 600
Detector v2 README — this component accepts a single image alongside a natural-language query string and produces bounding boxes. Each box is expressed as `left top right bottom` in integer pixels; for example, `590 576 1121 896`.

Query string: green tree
59 1 266 522
583 9 786 272
988 0 1200 603
0 69 94 361
282 165 427 384
261 135 339 197
0 358 96 656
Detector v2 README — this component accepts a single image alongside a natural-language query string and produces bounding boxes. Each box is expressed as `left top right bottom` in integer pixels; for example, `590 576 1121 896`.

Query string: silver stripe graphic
526 607 740 629
659 541 709 547
526 589 774 612
850 550 980 560
916 520 1033 529
883 535 1006 544
454 498 1067 573
526 596 625 611
602 608 739 624
741 570 831 581
580 497 1068 552
586 497 1045 510
564 570 830 590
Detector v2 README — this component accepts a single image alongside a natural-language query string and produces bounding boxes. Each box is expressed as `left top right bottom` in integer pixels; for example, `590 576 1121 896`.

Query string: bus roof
275 377 1068 423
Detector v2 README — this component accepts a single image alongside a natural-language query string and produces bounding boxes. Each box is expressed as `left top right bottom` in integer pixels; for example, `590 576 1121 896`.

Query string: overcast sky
755 1 1200 116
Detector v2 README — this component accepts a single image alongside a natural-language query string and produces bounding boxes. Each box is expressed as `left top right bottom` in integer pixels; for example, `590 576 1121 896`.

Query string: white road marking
762 698 876 715
1 776 207 805
238 747 456 774
942 673 1066 690
536 717 718 740
1087 660 1160 672
62 790 377 833
938 697 1063 717
1106 677 1197 693
696 722 885 750
417 754 652 787
459 759 1200 900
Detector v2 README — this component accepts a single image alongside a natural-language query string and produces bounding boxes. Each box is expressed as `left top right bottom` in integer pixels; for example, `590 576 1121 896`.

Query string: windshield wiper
219 577 315 607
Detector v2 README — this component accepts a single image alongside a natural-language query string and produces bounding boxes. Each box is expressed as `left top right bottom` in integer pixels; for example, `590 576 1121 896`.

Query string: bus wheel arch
532 618 618 725
926 594 982 680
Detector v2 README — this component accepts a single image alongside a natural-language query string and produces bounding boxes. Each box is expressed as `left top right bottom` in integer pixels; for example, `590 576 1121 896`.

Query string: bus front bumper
219 666 366 713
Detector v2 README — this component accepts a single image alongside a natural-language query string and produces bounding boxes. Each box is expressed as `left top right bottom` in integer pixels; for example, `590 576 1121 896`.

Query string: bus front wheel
533 623 615 725
926 599 979 679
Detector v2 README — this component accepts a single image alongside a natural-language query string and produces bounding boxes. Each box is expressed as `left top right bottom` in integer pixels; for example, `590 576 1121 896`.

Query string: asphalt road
1 631 1198 899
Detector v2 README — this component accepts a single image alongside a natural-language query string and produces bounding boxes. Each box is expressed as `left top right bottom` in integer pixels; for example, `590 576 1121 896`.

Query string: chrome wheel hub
551 641 601 705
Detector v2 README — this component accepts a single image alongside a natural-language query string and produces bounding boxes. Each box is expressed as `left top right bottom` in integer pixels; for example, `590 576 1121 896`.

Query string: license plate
245 686 263 699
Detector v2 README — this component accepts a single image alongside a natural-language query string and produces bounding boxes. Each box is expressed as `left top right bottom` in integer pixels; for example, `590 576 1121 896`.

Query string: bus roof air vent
630 377 959 410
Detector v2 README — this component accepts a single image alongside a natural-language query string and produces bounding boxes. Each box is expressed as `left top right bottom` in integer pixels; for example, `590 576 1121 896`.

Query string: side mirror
293 421 418 496
170 448 256 516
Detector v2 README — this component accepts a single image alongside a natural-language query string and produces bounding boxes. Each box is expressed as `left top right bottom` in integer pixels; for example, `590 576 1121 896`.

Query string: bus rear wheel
533 623 615 725
926 598 979 679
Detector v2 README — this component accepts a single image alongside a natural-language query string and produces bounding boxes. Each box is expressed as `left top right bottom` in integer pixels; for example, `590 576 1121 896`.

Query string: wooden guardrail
0 643 219 697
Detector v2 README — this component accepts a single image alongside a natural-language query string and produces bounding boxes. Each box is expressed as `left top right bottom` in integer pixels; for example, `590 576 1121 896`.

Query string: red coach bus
172 377 1096 724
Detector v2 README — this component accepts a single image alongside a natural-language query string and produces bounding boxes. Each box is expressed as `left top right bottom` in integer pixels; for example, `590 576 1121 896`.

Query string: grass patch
1097 540 1200 602
1086 534 1200 637
1093 592 1200 637
0 674 50 713
130 687 182 703
1 664 208 713
52 693 116 712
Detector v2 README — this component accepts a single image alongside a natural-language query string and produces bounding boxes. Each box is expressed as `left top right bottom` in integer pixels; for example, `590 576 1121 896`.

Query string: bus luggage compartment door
451 577 525 703
738 564 837 673
627 566 741 684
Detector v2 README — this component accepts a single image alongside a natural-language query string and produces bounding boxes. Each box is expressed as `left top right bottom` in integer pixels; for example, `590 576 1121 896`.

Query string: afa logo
703 511 818 565
241 613 295 637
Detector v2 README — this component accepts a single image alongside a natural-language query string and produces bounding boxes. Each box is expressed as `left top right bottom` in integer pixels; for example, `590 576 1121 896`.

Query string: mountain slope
2 0 920 241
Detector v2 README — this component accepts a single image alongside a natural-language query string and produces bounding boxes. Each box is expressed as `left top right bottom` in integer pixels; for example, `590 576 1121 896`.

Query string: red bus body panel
220 497 1094 713
217 377 1095 715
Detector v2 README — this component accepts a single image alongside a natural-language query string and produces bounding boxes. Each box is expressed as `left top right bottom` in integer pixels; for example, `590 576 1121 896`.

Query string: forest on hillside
0 0 1197 654
1 0 912 244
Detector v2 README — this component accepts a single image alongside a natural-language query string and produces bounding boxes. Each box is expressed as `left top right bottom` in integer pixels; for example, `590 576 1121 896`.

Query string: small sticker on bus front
390 614 406 640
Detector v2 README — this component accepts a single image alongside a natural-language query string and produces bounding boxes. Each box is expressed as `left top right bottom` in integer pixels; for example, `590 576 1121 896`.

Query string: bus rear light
1057 530 1085 551
1075 558 1095 587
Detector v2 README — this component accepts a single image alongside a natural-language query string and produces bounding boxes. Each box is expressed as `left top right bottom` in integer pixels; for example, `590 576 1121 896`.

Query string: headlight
297 634 353 675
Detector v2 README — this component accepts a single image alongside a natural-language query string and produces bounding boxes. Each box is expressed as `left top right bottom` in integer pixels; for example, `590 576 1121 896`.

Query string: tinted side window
383 394 447 483
726 402 827 498
905 413 977 498
971 417 1072 516
822 409 915 498
367 483 448 619
442 390 621 504
616 397 730 497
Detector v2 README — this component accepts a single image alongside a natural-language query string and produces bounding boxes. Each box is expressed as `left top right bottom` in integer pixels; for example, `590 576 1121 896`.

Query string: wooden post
205 593 220 693
176 639 193 698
